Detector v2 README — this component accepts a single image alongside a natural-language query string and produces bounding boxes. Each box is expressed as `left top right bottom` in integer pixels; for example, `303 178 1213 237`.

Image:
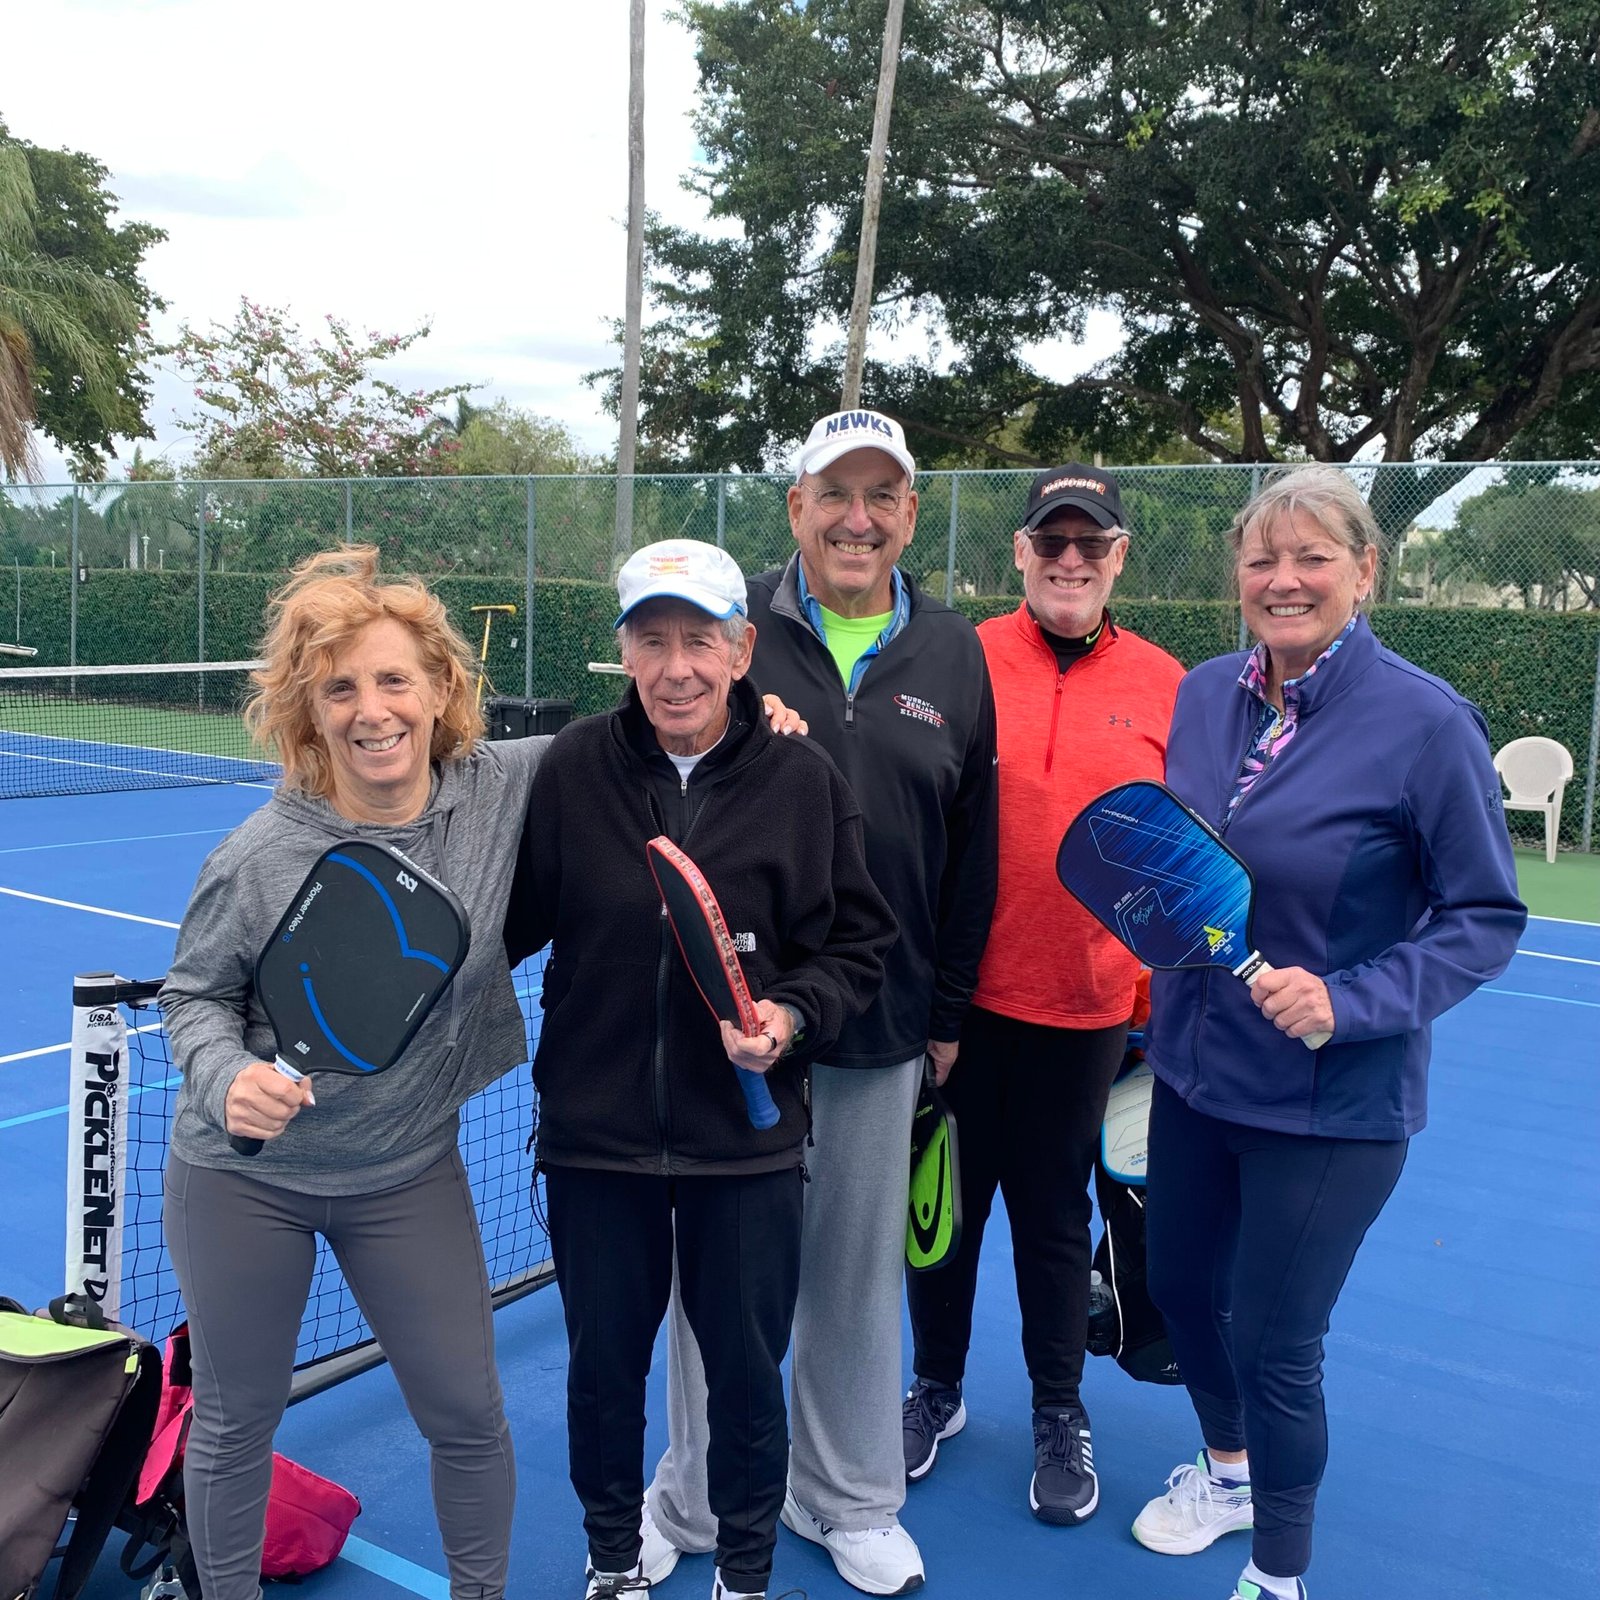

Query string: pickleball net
66 960 551 1399
0 660 280 799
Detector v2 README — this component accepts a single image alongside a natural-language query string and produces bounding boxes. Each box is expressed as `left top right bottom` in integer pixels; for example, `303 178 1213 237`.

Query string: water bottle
1086 1268 1118 1357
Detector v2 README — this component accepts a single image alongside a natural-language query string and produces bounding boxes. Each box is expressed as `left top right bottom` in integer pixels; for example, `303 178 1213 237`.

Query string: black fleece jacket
509 675 897 1175
745 558 999 1066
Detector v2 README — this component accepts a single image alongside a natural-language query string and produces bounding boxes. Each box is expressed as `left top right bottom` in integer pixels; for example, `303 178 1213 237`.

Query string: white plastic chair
1493 736 1574 864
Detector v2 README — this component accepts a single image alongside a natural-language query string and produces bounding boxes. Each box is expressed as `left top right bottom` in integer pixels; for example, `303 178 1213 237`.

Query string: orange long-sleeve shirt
973 605 1184 1029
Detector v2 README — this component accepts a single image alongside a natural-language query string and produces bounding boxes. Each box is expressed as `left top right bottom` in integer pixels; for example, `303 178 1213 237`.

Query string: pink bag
136 1324 360 1579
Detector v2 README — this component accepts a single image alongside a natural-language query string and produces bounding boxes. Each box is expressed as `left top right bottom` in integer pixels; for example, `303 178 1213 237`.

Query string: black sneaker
1030 1402 1098 1524
902 1376 966 1481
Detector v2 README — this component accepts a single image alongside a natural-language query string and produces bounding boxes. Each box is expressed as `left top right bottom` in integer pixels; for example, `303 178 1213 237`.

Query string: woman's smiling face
1238 509 1376 681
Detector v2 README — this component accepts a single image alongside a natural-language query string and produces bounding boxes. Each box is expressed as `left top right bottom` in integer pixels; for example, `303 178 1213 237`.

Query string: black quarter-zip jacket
745 557 1000 1066
507 675 898 1175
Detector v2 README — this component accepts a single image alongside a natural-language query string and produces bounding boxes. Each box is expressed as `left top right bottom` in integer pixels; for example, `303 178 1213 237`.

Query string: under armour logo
1107 713 1134 728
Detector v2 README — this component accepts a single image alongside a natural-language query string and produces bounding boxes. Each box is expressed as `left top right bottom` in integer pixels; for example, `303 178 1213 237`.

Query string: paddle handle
228 1057 307 1157
734 1063 781 1130
1236 957 1332 1051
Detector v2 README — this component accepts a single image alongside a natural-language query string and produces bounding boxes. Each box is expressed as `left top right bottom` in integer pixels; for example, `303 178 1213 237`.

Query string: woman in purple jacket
1131 466 1526 1600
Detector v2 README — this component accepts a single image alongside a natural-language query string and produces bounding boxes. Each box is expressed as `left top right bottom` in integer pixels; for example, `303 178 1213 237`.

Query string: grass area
1514 846 1599 923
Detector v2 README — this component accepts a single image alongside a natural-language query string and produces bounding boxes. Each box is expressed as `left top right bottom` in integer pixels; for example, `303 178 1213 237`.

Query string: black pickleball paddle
230 839 471 1155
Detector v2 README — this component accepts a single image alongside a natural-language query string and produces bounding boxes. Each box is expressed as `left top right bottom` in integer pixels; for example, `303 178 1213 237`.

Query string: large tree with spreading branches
606 0 1599 529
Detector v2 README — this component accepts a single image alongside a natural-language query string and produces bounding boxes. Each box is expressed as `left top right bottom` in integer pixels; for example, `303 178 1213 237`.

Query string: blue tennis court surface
2 785 1596 1600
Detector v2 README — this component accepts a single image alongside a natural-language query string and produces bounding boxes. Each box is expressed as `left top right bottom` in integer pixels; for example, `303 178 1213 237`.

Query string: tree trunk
614 0 646 567
840 0 906 410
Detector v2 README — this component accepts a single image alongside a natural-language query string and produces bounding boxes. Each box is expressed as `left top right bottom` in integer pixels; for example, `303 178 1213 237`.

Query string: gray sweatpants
163 1148 514 1600
649 1055 921 1539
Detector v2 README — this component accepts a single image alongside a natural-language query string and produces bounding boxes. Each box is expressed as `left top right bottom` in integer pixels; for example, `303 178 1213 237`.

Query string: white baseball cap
614 539 748 627
795 408 917 482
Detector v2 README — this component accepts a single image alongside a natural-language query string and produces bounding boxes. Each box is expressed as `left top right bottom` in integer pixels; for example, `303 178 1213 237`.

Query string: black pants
545 1164 803 1587
906 1006 1127 1408
1145 1076 1408 1577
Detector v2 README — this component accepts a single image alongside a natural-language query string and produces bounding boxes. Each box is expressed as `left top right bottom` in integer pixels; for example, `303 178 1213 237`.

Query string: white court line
1526 912 1600 928
0 827 230 857
0 884 180 928
1517 948 1600 968
0 1022 164 1067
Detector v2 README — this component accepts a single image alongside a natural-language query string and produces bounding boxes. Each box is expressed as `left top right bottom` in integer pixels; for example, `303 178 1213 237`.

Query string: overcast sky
8 0 1119 486
7 0 724 482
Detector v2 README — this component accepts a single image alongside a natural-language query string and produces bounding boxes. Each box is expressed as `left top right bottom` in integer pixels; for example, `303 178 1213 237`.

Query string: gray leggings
163 1149 514 1600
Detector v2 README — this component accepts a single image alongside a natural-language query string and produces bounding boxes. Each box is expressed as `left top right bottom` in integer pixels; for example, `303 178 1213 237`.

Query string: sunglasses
1024 529 1125 560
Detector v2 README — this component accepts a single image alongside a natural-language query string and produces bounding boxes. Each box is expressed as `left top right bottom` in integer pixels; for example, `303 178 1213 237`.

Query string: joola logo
893 693 946 728
824 412 895 440
1204 925 1230 952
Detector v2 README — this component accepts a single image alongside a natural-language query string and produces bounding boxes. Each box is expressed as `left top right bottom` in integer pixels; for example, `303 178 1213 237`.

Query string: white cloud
10 0 712 478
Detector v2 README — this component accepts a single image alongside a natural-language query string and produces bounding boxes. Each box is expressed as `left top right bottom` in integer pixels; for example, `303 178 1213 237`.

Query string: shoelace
1035 1410 1087 1472
1164 1459 1233 1519
903 1382 956 1445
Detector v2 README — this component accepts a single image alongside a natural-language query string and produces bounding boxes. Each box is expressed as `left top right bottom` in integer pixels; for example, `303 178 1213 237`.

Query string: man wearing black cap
901 463 1185 1526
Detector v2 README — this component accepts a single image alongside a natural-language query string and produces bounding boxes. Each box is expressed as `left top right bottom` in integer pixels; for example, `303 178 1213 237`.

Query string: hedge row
9 569 1596 841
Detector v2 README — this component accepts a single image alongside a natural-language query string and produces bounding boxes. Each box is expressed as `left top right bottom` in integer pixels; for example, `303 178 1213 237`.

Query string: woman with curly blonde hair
160 545 546 1600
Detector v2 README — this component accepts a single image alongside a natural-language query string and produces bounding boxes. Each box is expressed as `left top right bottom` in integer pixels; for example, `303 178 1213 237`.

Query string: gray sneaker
902 1377 966 1481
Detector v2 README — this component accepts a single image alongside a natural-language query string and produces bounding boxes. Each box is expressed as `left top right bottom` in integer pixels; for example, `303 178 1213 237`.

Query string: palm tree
0 130 141 482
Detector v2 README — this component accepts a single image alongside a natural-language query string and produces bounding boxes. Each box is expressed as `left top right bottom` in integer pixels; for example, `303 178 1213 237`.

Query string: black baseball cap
1023 464 1125 531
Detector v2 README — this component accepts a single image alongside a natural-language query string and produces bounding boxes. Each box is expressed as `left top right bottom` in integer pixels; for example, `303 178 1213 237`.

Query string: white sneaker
640 1500 683 1584
584 1565 649 1598
709 1572 766 1599
779 1486 925 1595
1131 1454 1254 1555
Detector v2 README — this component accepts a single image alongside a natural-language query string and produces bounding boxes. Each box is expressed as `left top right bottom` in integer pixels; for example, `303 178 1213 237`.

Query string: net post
65 972 132 1322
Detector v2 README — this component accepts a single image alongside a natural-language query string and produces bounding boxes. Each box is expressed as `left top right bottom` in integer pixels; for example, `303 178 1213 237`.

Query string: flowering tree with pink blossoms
164 299 475 479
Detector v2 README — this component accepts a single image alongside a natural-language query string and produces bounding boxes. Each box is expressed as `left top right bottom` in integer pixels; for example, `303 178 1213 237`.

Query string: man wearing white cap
509 538 896 1600
647 413 999 1594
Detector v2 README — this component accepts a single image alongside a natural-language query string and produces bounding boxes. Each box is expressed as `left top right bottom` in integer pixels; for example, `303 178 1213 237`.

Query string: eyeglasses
1024 529 1125 561
808 485 907 517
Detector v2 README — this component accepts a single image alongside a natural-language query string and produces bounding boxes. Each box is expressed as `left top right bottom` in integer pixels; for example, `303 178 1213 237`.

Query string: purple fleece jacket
1146 616 1526 1139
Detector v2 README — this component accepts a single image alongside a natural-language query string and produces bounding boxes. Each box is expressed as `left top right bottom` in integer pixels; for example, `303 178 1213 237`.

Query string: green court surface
1515 846 1599 922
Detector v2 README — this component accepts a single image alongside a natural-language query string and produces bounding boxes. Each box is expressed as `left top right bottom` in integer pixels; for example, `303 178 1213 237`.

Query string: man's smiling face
1015 507 1128 637
787 447 917 618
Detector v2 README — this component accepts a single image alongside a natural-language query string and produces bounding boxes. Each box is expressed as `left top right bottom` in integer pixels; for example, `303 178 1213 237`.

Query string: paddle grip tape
228 1056 309 1158
1229 955 1332 1052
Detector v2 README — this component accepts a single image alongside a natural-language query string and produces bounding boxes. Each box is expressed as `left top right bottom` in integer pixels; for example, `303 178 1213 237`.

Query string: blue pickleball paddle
1056 781 1330 1051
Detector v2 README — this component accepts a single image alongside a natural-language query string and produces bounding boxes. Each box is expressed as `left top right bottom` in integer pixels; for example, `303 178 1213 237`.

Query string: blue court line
1482 985 1600 1009
337 1535 450 1599
0 1075 182 1131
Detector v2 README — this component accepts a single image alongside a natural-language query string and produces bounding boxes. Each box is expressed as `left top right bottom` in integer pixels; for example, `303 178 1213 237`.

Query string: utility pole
613 0 646 568
840 0 906 409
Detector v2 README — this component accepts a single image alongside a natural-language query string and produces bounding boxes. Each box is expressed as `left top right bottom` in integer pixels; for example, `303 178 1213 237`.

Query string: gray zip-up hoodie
160 736 548 1195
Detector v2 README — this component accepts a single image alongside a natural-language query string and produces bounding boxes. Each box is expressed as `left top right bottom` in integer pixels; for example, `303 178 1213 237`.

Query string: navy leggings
1145 1077 1407 1577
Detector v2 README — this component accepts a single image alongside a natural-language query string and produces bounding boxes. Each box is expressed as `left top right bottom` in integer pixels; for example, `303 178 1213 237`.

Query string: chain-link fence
5 461 1598 848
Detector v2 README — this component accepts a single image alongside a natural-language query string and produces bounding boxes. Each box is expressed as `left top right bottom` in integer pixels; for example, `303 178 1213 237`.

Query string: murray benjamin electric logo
893 693 946 728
